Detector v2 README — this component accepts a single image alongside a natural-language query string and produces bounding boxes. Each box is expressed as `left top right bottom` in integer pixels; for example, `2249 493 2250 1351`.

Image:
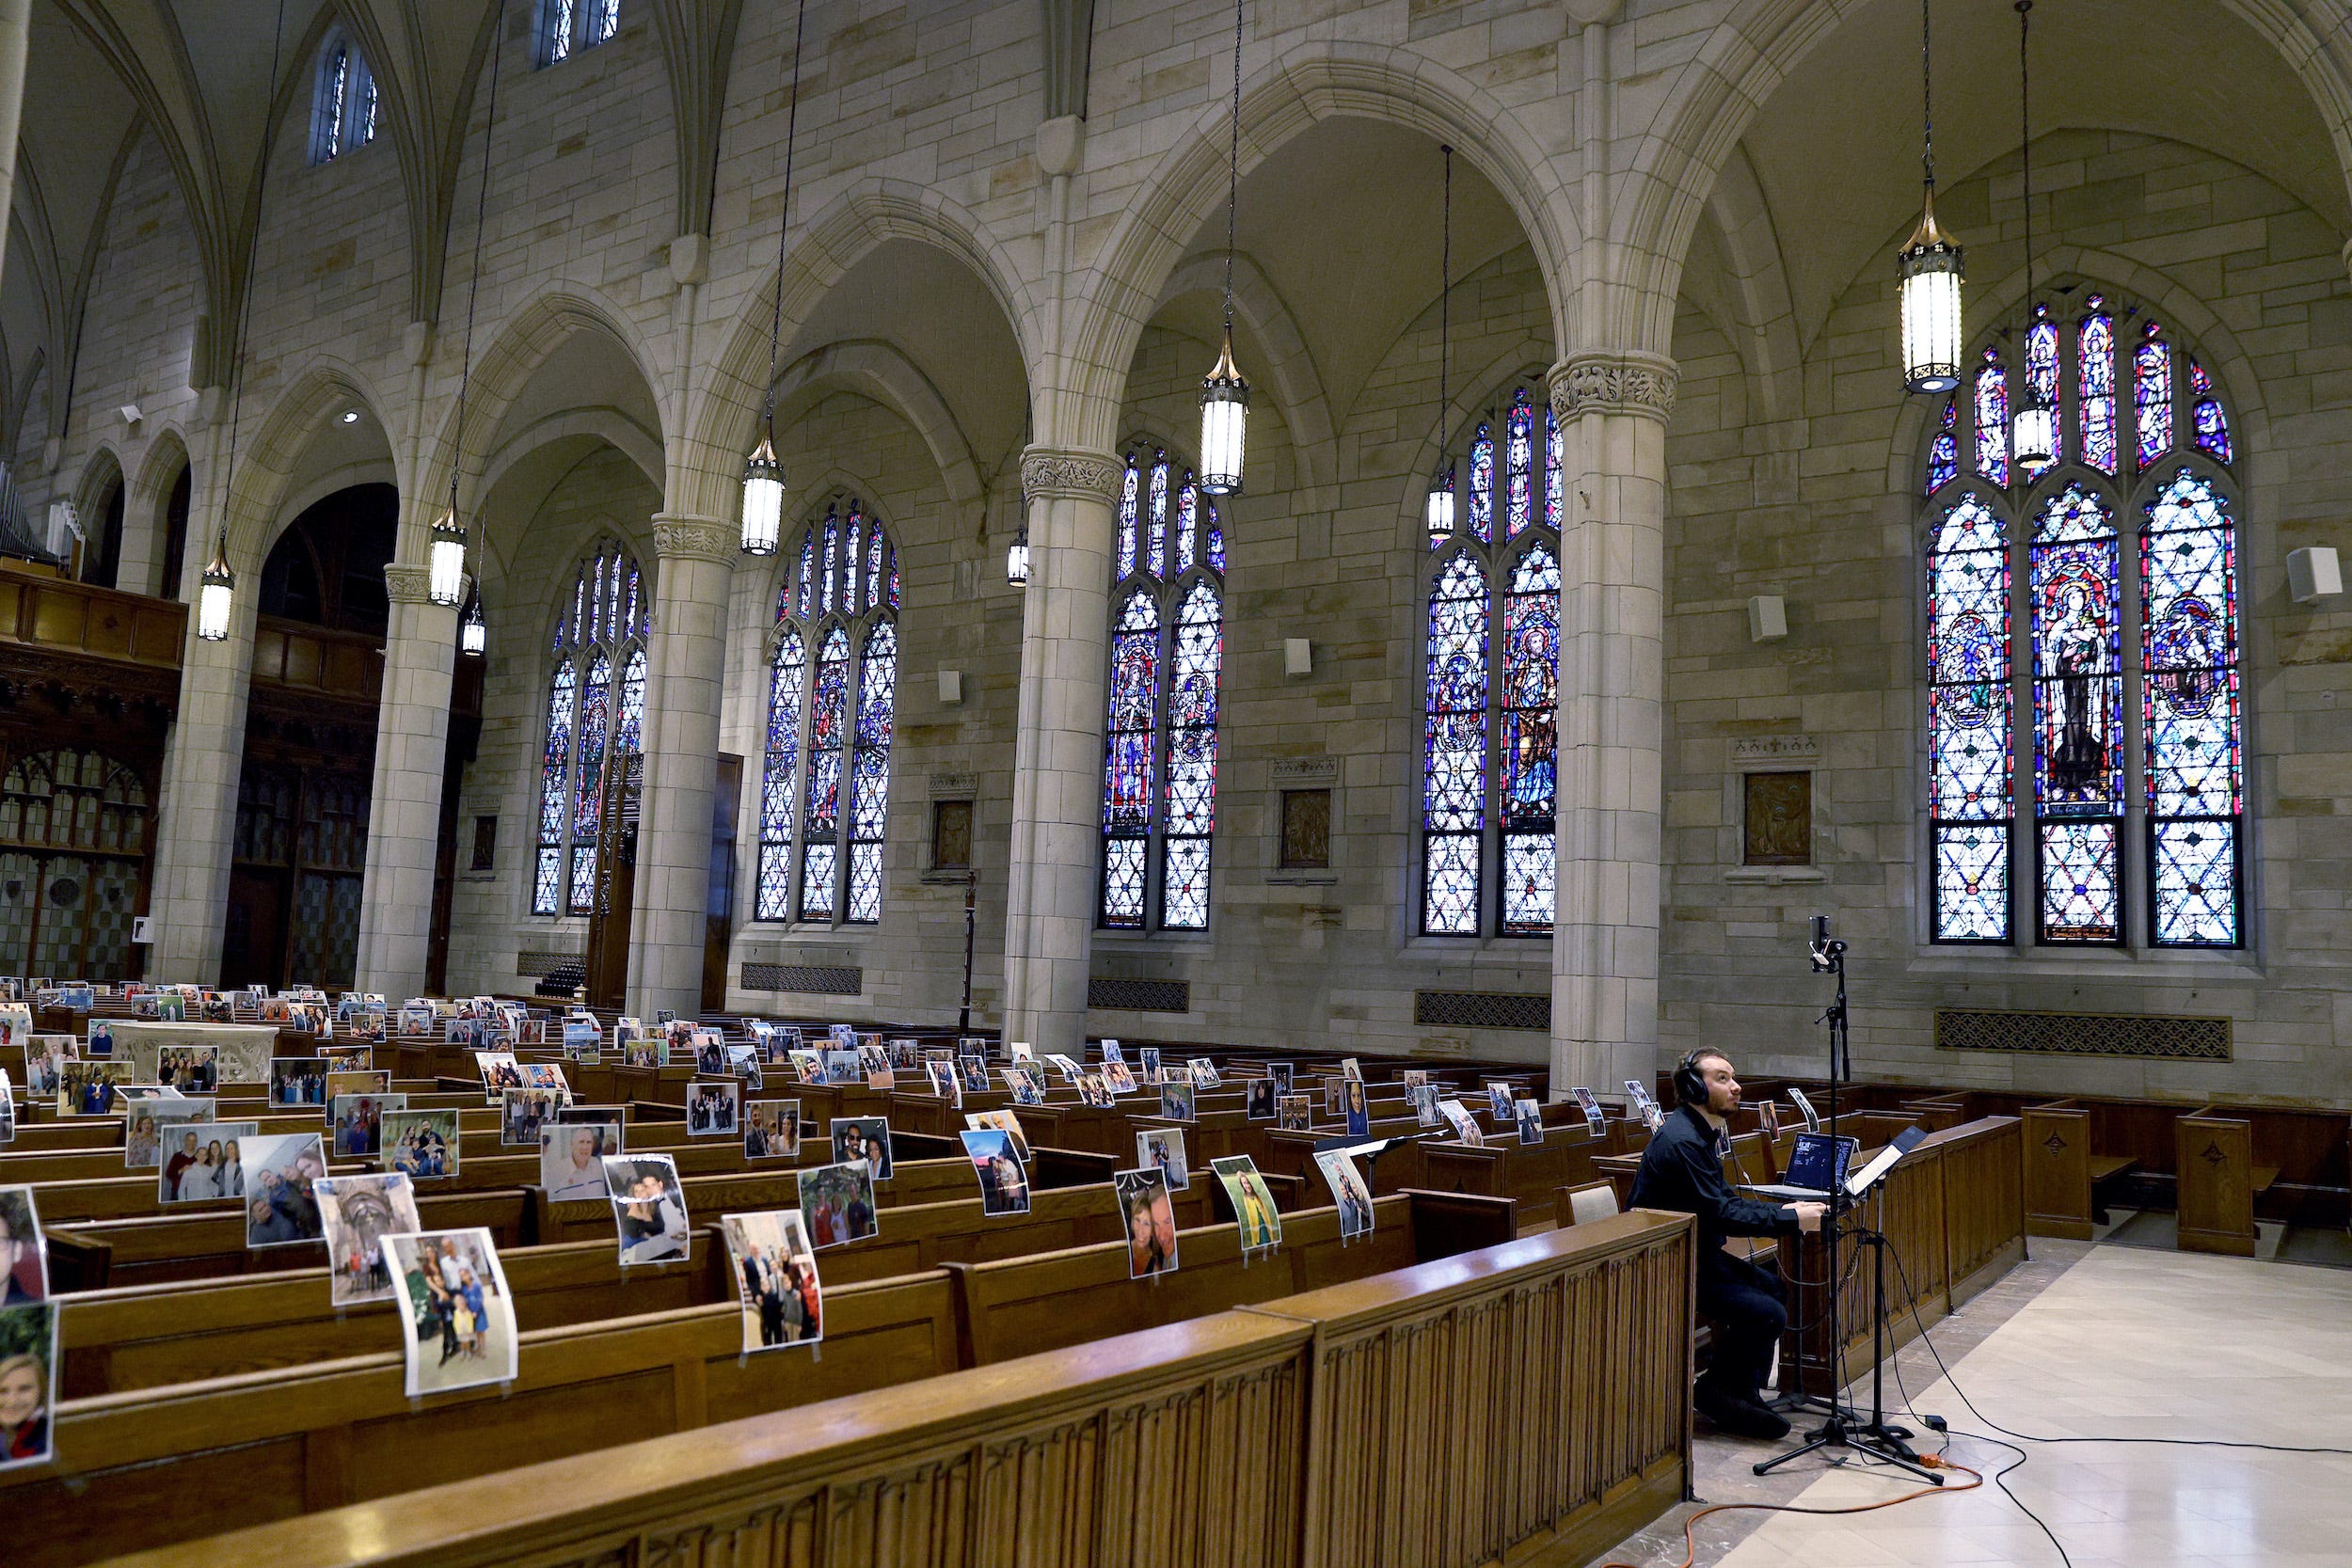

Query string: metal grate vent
741 963 865 997
1088 977 1191 1013
1414 990 1550 1032
516 950 583 978
1935 1008 2231 1061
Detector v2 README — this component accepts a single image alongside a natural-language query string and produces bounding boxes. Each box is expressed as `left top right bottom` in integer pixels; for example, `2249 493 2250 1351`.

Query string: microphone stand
957 870 977 1037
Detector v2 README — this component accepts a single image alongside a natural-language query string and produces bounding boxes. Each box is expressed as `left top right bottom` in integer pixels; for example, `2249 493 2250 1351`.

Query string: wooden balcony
0 562 185 669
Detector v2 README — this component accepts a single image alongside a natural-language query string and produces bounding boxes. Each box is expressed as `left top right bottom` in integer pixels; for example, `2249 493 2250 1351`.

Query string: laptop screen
1782 1131 1858 1192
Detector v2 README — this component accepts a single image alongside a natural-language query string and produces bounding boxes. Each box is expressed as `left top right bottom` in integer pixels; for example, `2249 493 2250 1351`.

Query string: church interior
0 1 2345 1563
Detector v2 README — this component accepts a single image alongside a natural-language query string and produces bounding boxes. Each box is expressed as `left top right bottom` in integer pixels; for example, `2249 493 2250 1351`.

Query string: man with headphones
1629 1048 1825 1439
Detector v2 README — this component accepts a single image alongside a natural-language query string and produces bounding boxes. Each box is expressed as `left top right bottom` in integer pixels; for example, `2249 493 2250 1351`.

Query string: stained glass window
534 538 648 920
1467 420 1495 545
1927 494 2011 941
762 502 899 926
2141 469 2241 944
1098 445 1222 931
1422 382 1565 937
1926 399 1959 495
2024 308 2062 479
1923 295 2243 950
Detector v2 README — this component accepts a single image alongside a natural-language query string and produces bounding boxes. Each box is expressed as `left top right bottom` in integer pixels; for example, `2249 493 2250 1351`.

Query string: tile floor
1592 1241 2352 1568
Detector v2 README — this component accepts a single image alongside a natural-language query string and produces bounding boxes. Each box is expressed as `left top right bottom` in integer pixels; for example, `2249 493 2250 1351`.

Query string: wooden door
584 753 642 1010
702 755 742 1015
220 866 289 990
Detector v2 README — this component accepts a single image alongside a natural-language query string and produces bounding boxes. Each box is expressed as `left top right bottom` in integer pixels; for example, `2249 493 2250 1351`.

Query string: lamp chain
217 0 289 547
1919 0 1934 189
1438 145 1451 435
764 0 810 440
452 3 508 519
2017 0 2034 321
1222 0 1242 337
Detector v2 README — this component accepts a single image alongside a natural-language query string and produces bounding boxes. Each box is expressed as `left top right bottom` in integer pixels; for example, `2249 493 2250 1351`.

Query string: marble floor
1593 1241 2352 1568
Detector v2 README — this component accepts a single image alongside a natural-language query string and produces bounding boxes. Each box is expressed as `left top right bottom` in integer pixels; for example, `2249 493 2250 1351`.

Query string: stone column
352 562 460 998
1547 350 1676 1095
149 590 253 986
1001 446 1120 1058
0 0 29 291
628 515 737 1020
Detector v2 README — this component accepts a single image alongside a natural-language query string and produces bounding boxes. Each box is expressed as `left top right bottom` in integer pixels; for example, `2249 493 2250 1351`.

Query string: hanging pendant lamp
2007 1 2055 470
1197 0 1249 496
1425 145 1456 544
198 0 292 641
1899 0 1963 394
459 584 487 657
1005 519 1031 586
742 0 810 554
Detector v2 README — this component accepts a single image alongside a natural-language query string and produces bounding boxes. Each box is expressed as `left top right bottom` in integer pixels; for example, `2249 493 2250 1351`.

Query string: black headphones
1672 1049 1718 1107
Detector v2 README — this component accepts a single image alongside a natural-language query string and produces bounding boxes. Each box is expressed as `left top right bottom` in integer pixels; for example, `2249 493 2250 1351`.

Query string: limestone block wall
1661 132 2352 1105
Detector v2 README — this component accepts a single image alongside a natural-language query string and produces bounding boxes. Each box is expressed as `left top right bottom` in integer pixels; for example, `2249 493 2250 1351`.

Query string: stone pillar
628 515 737 1020
1547 350 1676 1095
0 0 29 291
353 563 460 998
1001 446 1120 1058
149 593 254 986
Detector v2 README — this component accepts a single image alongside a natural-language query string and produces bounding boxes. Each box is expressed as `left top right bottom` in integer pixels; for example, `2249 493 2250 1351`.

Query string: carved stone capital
652 515 739 566
383 562 453 606
1548 350 1679 425
1020 446 1122 506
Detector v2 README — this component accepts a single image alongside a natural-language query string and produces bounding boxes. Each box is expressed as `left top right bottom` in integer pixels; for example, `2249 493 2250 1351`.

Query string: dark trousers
1696 1252 1787 1403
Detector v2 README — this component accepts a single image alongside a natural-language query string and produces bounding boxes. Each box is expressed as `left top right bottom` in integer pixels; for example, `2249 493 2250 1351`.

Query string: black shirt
1629 1104 1796 1270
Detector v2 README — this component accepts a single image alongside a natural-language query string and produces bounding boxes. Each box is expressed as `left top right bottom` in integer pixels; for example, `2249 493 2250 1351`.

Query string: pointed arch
532 535 651 917
217 356 399 572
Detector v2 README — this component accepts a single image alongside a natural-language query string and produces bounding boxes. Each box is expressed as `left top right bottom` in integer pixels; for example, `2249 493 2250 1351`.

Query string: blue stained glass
2030 485 2120 942
1499 546 1559 831
775 583 792 624
627 562 642 637
568 652 611 913
1176 483 1198 573
797 531 815 618
1501 833 1554 937
1205 501 1224 573
1927 398 1958 494
616 649 645 754
846 512 864 612
822 512 839 612
849 620 897 916
758 630 805 922
2142 469 2242 946
1504 388 1535 539
1422 551 1487 936
590 554 606 645
2079 305 2116 473
1102 590 1159 843
1117 455 1140 579
1147 455 1169 579
2039 819 2119 942
1545 404 1562 531
2151 820 2236 945
805 627 849 837
1161 837 1210 931
1974 351 2009 484
889 556 899 609
1101 838 1146 929
1162 579 1220 930
574 569 587 650
866 526 884 610
606 547 623 640
2189 360 2232 463
533 847 562 914
1423 834 1479 936
800 842 836 922
2136 326 2172 467
1934 824 2010 942
534 661 576 914
1929 493 2013 942
1467 422 1494 545
551 613 565 656
2025 311 2061 477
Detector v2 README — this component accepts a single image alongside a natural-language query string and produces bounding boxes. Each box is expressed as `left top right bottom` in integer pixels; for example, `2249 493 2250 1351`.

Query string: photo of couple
603 1154 691 1266
1116 1167 1180 1279
743 1101 799 1161
720 1209 823 1352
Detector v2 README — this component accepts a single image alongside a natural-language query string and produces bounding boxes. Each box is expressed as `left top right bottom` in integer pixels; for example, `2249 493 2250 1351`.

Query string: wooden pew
2174 1113 2275 1256
44 1190 534 1290
80 1211 1694 1568
2019 1099 2138 1240
1418 1123 1615 1227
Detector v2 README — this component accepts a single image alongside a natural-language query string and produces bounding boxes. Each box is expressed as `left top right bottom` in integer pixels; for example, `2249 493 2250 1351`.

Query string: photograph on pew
1137 1046 1162 1085
56 1058 126 1116
1438 1099 1485 1146
156 1120 259 1202
691 1031 728 1076
385 1108 460 1180
385 1227 518 1398
958 1056 990 1094
1 1187 46 1303
1212 1155 1283 1252
798 1160 878 1249
604 1153 691 1266
1102 1058 1137 1096
244 1132 327 1249
829 1116 894 1179
1344 1079 1372 1136
0 1298 56 1471
1484 1081 1515 1119
725 1044 764 1088
1408 1083 1439 1127
541 1123 621 1201
1159 1080 1196 1121
1313 1150 1375 1241
689 1080 740 1137
1005 1067 1046 1106
1137 1128 1189 1190
86 1019 113 1055
1245 1080 1276 1121
925 1061 961 1103
326 1068 390 1106
744 1101 799 1161
788 1048 825 1084
1117 1166 1180 1277
960 1129 1030 1216
1188 1055 1219 1087
625 1039 660 1069
1342 1056 1363 1083
721 1209 823 1352
1514 1099 1545 1146
317 1045 373 1071
472 1051 524 1103
1277 1093 1312 1132
333 1092 405 1157
0 1001 29 1049
22 1036 69 1102
155 1044 219 1092
0 1069 13 1145
823 1049 860 1085
1043 1053 1081 1084
1268 1062 1295 1095
1079 1072 1116 1109
268 1056 328 1106
316 1170 422 1306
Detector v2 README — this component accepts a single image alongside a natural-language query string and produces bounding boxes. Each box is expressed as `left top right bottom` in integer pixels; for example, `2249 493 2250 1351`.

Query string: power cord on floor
1594 1458 1983 1568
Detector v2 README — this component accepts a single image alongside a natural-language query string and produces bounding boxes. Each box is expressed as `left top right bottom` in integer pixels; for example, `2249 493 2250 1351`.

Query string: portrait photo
1004 1067 1046 1107
1101 1058 1137 1096
242 1132 327 1248
332 1092 405 1158
1245 1078 1277 1120
540 1122 620 1203
1188 1056 1220 1087
963 1109 1031 1164
1485 1081 1517 1120
1344 1078 1372 1138
1438 1099 1486 1148
0 1187 46 1304
1158 1081 1197 1122
1136 1046 1162 1085
789 1049 825 1084
314 1171 421 1307
384 1108 462 1180
1212 1155 1283 1251
687 1079 741 1137
1341 1057 1363 1084
691 1031 729 1076
828 1117 894 1180
1079 1071 1116 1109
1515 1098 1546 1146
1409 1083 1441 1128
603 1153 691 1266
960 1129 1029 1216
797 1160 879 1250
1043 1053 1082 1084
1401 1069 1429 1090
720 1209 823 1353
957 1056 990 1095
86 1020 114 1057
501 1086 570 1147
155 1044 219 1093
1314 1149 1376 1240
20 1036 70 1102
385 1228 518 1398
1136 1127 1190 1191
0 1300 57 1471
1115 1167 1180 1279
743 1100 800 1161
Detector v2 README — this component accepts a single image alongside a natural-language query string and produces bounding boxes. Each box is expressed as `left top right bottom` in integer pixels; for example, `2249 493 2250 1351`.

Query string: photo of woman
124 1112 160 1168
720 1210 823 1353
0 1304 56 1471
0 1189 45 1305
1115 1168 1180 1279
1212 1156 1283 1251
1245 1079 1277 1121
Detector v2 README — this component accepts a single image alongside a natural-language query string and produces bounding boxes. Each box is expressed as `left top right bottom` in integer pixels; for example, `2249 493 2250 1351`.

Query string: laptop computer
1743 1131 1859 1201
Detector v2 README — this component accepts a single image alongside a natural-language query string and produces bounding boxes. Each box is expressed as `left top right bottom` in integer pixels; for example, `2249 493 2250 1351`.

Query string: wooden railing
250 616 386 704
0 565 185 666
98 1210 1694 1568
